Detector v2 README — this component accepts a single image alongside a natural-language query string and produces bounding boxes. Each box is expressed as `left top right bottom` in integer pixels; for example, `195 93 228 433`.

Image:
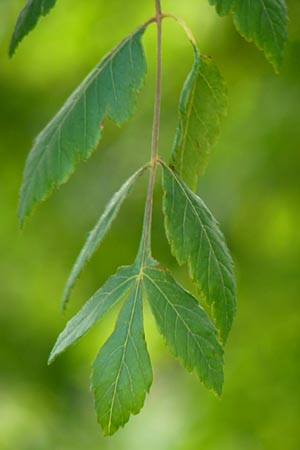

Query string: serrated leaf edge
143 264 224 397
160 162 236 344
18 24 148 226
62 164 149 309
9 0 57 57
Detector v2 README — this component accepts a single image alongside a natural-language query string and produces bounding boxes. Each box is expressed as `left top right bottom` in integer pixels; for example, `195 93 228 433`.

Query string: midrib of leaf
107 277 142 433
143 270 215 374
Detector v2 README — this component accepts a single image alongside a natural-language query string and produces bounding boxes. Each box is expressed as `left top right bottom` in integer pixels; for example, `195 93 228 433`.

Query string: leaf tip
61 290 70 312
213 385 223 400
8 43 16 58
47 352 55 366
17 207 27 230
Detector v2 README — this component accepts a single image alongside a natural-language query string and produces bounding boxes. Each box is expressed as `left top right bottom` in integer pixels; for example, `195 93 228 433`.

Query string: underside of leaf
9 0 57 56
171 45 227 190
18 25 148 225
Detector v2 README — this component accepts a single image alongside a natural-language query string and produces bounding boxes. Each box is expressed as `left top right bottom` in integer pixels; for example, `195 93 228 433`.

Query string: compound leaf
62 166 147 309
162 164 236 344
48 264 139 364
171 44 227 190
9 0 57 56
18 25 147 225
208 0 288 71
144 263 224 396
92 278 152 436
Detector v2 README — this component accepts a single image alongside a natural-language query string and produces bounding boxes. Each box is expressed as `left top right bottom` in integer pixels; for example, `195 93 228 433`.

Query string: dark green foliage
9 0 57 56
144 263 224 396
161 164 236 344
9 0 288 437
171 44 227 190
209 0 288 71
48 264 139 363
92 276 152 435
62 166 147 308
18 26 147 224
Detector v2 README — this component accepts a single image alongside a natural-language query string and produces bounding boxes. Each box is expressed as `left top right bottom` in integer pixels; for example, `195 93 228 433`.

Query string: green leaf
48 264 138 364
18 25 148 225
208 0 288 71
144 263 224 396
92 277 152 436
209 0 232 15
161 163 236 344
171 44 227 190
62 166 147 309
9 0 57 56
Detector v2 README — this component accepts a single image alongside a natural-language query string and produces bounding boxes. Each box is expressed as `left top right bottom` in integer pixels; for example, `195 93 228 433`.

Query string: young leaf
161 164 236 344
48 264 139 364
18 25 148 225
144 263 224 396
62 166 147 309
171 44 227 190
92 278 152 436
9 0 57 56
208 0 288 71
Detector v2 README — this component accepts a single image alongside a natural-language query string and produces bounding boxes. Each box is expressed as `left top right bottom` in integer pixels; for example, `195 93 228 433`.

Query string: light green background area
0 0 299 449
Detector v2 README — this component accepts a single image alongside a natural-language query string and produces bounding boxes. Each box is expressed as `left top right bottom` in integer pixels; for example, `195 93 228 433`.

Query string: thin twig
139 0 163 265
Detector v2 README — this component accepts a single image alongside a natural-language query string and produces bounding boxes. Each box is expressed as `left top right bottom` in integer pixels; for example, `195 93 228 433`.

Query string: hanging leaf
18 25 148 225
171 43 227 190
208 0 288 71
92 278 152 436
144 262 224 396
62 166 147 309
48 264 139 364
161 163 236 344
209 0 232 15
9 0 57 56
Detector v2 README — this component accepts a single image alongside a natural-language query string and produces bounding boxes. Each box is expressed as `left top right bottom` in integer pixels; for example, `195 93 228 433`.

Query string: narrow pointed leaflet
171 43 227 191
62 166 147 308
18 25 148 224
161 164 236 344
92 277 152 436
144 263 224 396
48 264 139 364
9 0 57 56
208 0 288 71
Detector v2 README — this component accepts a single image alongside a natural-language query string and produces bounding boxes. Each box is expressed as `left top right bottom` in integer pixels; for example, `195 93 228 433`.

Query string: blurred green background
1 1 299 449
